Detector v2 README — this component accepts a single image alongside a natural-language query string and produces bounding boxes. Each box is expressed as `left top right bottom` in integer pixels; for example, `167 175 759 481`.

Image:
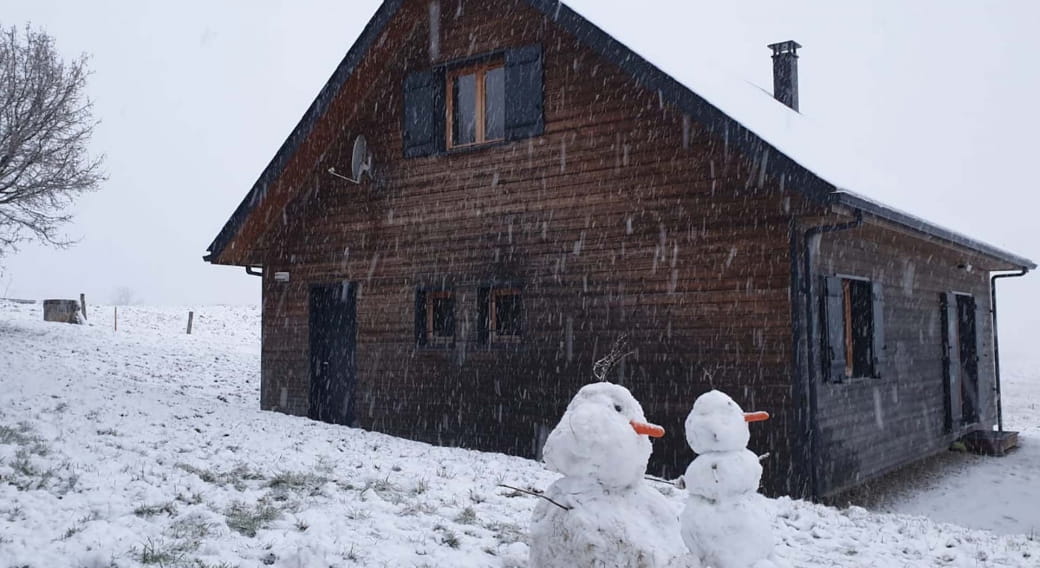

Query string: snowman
679 390 779 568
529 382 691 568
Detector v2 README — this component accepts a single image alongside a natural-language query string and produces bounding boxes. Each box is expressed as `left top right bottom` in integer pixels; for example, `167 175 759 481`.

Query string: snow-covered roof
206 0 1034 269
533 0 1034 269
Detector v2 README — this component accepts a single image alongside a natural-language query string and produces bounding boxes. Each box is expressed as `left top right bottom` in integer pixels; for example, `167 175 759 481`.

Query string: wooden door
308 282 358 426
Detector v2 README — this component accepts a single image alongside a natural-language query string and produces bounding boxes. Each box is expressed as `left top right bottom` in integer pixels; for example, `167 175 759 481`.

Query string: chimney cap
768 40 802 56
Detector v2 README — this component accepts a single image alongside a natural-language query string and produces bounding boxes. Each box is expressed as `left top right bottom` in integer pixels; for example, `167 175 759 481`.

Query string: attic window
448 63 505 148
402 45 544 158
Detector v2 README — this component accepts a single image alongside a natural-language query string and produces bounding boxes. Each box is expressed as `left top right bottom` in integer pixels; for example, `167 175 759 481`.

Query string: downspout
990 268 1029 432
246 266 263 277
798 210 863 500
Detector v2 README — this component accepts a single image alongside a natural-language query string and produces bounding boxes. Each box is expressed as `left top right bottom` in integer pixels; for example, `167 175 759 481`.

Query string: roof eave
204 0 404 265
834 192 1036 270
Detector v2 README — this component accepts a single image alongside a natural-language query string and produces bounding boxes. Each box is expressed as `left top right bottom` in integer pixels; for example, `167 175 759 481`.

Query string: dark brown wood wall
811 222 996 496
256 0 803 493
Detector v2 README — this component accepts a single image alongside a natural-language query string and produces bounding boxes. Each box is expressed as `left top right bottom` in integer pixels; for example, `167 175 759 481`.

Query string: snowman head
685 390 769 454
542 382 664 488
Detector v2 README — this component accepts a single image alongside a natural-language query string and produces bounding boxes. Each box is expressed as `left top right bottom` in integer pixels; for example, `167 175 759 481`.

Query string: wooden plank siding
254 0 803 494
810 220 997 496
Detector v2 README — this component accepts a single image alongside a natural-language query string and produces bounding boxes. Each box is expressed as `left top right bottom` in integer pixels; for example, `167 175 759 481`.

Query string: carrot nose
744 411 770 423
631 421 665 438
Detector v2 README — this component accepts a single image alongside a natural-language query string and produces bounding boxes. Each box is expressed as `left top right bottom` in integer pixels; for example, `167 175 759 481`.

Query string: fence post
186 311 194 335
80 293 88 320
114 306 118 332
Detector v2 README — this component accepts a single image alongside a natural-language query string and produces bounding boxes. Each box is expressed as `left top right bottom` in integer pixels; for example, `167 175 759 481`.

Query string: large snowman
529 382 690 568
680 390 779 568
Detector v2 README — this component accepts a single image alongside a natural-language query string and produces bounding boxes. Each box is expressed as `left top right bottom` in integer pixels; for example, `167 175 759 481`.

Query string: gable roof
205 0 1034 270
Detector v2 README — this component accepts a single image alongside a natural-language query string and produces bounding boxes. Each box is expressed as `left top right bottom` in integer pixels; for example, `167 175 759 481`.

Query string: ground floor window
477 286 522 345
822 276 884 381
416 289 455 347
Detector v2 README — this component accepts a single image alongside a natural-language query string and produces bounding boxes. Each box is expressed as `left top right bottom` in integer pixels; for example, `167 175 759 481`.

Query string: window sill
444 139 510 156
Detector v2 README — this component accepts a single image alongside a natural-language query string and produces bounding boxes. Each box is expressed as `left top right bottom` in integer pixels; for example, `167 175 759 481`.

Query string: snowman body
680 390 776 568
529 382 689 568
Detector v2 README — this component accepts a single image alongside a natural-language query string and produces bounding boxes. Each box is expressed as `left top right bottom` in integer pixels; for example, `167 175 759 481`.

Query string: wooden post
186 311 194 334
114 306 118 332
80 293 88 320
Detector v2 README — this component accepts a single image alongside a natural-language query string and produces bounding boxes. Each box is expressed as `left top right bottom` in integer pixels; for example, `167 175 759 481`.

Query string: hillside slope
1 301 1037 567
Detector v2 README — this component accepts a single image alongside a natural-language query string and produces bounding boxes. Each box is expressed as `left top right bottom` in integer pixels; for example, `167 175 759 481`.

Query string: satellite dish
327 134 373 185
351 135 372 181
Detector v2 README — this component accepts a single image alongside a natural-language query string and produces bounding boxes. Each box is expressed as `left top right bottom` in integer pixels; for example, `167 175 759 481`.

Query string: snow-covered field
1 300 1039 567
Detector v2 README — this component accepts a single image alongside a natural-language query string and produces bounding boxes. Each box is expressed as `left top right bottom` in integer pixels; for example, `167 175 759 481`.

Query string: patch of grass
485 521 524 545
0 422 37 446
266 471 327 496
360 476 404 504
135 537 191 565
434 524 460 549
399 501 438 516
412 478 429 495
167 513 217 542
6 446 75 492
176 463 264 491
96 428 120 436
345 507 371 521
176 491 204 505
134 502 178 518
60 511 101 541
454 506 478 525
224 500 281 537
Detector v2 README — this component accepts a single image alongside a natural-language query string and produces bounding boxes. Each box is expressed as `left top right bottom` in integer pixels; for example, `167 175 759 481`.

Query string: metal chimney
768 40 801 111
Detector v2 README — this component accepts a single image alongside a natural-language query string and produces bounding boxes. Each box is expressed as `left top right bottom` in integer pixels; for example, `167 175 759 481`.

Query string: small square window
489 287 522 343
417 290 454 347
447 63 505 149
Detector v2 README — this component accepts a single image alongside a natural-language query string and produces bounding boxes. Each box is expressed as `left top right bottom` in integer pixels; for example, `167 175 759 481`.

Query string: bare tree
0 24 104 254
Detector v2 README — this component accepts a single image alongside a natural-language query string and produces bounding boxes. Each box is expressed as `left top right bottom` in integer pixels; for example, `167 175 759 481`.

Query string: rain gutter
990 268 1029 432
797 211 863 500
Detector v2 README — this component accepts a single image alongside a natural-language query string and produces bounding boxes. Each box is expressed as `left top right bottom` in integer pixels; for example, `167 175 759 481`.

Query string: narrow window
416 289 455 347
447 62 505 149
482 287 522 344
843 279 874 378
491 288 522 341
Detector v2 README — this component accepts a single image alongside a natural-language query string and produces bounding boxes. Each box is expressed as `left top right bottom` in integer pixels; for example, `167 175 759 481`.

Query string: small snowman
680 390 778 568
529 382 691 568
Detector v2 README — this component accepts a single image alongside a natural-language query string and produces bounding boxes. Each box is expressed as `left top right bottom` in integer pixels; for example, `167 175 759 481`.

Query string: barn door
956 295 980 426
940 292 962 432
308 282 358 426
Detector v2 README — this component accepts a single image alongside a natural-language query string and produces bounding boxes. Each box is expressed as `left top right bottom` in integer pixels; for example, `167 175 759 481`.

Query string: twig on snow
497 484 572 511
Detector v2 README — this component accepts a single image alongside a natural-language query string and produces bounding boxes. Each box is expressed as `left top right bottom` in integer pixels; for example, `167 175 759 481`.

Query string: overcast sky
1 0 1037 355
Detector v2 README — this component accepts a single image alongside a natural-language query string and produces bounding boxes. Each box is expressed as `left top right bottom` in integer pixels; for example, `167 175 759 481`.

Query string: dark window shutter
415 290 427 346
403 70 444 158
504 45 544 141
940 292 962 430
445 296 456 339
822 276 847 382
871 283 886 377
476 287 490 345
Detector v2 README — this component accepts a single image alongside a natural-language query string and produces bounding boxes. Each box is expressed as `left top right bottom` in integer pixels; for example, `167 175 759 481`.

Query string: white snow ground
1 300 1038 567
875 362 1040 538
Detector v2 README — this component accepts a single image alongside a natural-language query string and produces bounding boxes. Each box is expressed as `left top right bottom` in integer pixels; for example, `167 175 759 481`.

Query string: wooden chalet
205 0 1034 498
